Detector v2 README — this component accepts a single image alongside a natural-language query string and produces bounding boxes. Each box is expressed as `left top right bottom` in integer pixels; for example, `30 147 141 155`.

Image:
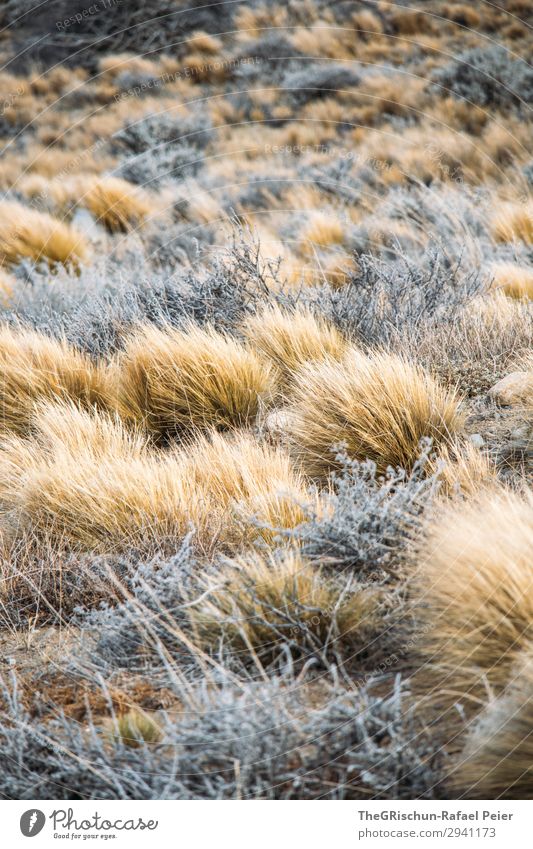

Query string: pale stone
489 371 533 406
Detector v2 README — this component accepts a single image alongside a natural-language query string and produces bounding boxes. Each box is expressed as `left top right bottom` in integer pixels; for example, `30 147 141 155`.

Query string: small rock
469 433 485 448
489 371 533 406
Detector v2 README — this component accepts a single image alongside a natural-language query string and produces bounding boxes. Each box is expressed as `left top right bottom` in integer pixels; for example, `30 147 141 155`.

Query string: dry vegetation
0 0 530 802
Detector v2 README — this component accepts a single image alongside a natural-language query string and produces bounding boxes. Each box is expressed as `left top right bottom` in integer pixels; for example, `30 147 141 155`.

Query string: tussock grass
431 439 497 497
289 349 463 477
20 174 153 233
113 322 275 438
413 488 533 708
190 549 383 666
492 200 533 244
78 176 153 233
182 430 312 548
242 304 346 385
491 262 533 300
0 403 308 554
451 655 533 799
413 293 533 395
0 326 110 435
107 710 163 748
0 201 88 267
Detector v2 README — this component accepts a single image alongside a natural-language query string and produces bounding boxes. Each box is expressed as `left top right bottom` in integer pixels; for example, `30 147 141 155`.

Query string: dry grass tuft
492 200 533 244
19 175 153 233
491 262 533 300
413 488 533 708
77 176 153 233
113 322 276 438
106 709 163 748
450 654 533 799
0 403 308 555
431 439 497 498
0 325 110 435
242 304 346 385
413 292 533 396
189 549 383 664
0 201 88 267
289 349 463 477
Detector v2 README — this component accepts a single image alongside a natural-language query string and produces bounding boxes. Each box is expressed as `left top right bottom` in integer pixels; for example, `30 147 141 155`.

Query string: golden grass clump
0 201 88 267
412 292 533 396
107 709 162 748
189 549 382 664
430 438 497 498
289 349 463 477
492 200 533 244
491 262 533 301
114 322 275 438
300 211 345 253
0 325 110 435
181 430 312 547
0 403 198 553
450 655 533 799
242 304 346 385
77 176 153 233
0 403 308 554
19 175 153 233
413 488 533 708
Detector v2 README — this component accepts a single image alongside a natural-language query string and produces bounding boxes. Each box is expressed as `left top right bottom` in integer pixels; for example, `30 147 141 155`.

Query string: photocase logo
20 810 46 837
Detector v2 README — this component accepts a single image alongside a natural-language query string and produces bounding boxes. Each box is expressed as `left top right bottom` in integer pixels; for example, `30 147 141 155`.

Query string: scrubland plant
113 322 276 437
491 262 533 300
289 349 463 477
413 488 533 708
0 0 531 803
0 202 88 268
450 654 533 799
189 549 385 670
0 669 442 799
0 403 309 555
275 446 439 575
0 325 109 434
242 304 346 386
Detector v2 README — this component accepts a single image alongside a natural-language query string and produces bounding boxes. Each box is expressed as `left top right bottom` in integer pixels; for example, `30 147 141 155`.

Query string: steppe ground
0 0 531 800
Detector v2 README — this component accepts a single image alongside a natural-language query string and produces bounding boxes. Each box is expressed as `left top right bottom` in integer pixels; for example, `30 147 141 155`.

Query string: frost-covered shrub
293 251 481 347
282 64 361 105
0 671 443 799
431 46 533 108
114 111 212 186
147 221 215 268
279 446 438 575
233 34 304 84
1 0 238 70
83 535 197 672
117 144 204 186
114 112 213 156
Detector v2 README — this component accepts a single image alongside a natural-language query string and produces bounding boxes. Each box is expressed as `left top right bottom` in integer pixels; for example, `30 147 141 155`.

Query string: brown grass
413 488 533 709
0 201 88 267
113 322 275 439
76 176 153 233
450 654 533 799
0 325 110 435
0 403 309 555
412 293 533 396
19 175 153 233
431 438 497 498
491 262 533 300
289 349 463 477
242 304 346 385
492 200 533 244
189 549 383 665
